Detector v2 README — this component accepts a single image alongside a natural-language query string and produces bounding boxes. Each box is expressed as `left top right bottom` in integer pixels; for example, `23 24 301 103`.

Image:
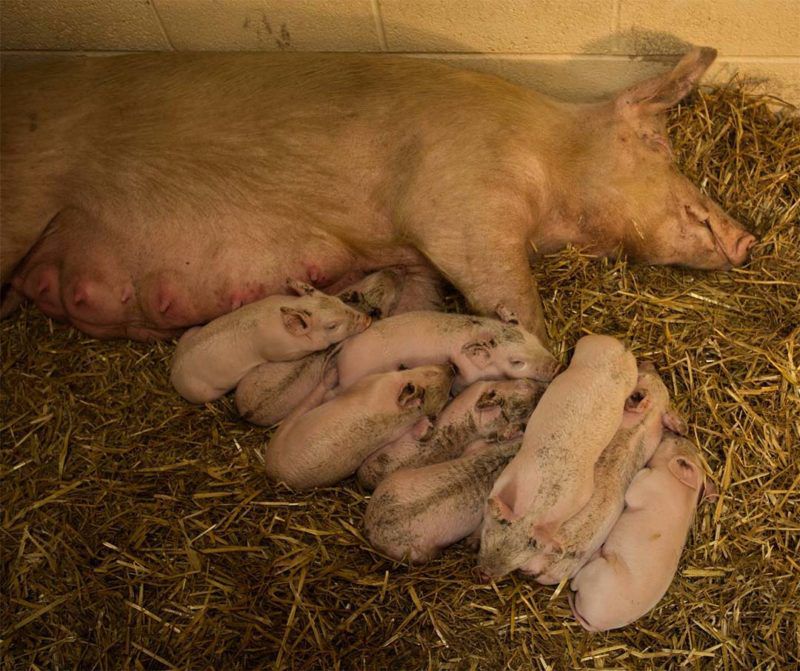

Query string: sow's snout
709 214 756 267
683 190 757 269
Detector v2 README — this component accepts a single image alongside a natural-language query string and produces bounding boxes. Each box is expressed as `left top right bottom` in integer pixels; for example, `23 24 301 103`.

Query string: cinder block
618 0 800 57
380 0 614 53
155 0 381 51
0 0 169 51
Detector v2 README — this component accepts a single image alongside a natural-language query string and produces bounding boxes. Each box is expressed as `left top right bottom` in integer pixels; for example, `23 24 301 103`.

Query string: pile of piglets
169 270 715 632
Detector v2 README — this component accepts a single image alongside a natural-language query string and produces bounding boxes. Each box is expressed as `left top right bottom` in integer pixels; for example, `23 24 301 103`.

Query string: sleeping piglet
170 278 370 403
264 364 453 490
523 363 687 583
478 335 638 579
335 309 558 392
570 432 715 631
365 439 521 563
358 378 544 490
235 269 405 426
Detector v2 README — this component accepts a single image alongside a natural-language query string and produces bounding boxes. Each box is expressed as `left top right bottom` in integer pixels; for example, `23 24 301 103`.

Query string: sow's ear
462 339 495 369
281 307 310 336
662 409 688 436
616 46 717 115
286 278 318 296
668 455 703 492
397 382 425 409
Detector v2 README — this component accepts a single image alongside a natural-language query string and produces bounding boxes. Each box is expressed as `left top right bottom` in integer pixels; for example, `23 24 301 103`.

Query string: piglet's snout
471 566 494 584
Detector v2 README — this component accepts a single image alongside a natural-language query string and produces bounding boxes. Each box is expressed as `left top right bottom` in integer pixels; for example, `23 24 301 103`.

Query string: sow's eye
509 359 525 369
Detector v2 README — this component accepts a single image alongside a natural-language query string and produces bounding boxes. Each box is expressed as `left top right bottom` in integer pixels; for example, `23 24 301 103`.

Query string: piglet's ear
281 307 310 336
415 417 436 441
487 495 519 523
338 289 362 307
286 278 318 296
668 455 703 492
662 409 688 436
495 305 520 325
616 46 717 115
397 382 425 409
624 389 650 413
475 389 502 409
700 477 718 504
462 340 493 369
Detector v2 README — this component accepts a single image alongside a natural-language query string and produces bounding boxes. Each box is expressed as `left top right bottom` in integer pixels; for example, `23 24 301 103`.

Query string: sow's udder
8 214 355 340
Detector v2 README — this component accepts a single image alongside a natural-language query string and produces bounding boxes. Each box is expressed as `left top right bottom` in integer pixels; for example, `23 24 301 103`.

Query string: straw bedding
1 85 798 670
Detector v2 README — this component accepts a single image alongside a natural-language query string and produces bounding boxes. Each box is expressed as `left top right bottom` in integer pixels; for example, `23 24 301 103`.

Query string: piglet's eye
326 323 339 331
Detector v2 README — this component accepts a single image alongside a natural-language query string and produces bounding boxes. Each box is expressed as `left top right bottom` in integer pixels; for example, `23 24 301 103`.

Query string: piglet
335 309 558 391
169 278 370 403
264 364 453 490
570 432 715 631
478 335 638 579
365 439 521 563
358 378 544 490
523 363 687 583
235 269 405 425
335 268 406 320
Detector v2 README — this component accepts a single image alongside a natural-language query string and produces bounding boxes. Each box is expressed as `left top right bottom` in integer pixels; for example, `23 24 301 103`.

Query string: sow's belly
9 205 381 340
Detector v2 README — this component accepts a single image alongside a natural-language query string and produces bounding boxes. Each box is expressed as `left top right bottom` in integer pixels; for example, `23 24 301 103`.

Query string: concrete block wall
1 0 798 105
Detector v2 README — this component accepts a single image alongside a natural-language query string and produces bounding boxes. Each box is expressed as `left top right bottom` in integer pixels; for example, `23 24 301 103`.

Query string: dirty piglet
358 378 544 490
524 362 687 583
365 439 521 563
170 278 370 404
235 269 405 426
264 364 454 490
570 432 715 631
478 334 638 579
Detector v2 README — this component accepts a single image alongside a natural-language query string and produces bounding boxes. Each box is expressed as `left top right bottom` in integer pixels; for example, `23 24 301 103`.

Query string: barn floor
1 87 798 671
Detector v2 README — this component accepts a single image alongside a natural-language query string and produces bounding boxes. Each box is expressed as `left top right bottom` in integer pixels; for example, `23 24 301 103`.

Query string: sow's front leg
408 196 547 343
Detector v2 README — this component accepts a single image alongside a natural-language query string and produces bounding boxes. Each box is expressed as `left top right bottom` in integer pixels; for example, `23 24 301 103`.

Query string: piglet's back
570 434 709 631
492 335 637 512
335 312 470 388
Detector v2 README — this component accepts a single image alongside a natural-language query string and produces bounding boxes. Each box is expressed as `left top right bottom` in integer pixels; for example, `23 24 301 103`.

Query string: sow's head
586 46 756 269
